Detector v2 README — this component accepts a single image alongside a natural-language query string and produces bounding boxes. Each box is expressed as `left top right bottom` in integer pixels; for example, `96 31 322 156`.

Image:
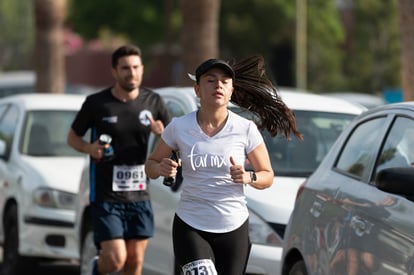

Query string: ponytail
230 55 302 139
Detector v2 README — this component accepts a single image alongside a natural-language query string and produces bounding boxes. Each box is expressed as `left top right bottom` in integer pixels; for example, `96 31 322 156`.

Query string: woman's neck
197 109 229 136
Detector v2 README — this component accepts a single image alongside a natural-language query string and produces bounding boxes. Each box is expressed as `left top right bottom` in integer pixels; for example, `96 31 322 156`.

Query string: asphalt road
33 262 80 275
0 247 163 275
0 247 79 274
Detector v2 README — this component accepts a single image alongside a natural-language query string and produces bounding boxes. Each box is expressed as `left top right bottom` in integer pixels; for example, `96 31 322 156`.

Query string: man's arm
67 128 105 160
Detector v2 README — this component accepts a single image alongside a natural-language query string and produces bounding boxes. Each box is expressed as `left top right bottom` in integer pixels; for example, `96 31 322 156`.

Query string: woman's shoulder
228 110 254 125
228 110 260 136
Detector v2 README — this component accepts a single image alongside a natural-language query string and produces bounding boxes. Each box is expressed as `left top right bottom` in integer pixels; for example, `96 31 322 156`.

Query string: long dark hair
229 55 302 139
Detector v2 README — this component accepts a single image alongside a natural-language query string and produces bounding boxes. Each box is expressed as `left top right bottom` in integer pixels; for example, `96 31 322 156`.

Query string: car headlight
248 209 283 247
33 187 76 210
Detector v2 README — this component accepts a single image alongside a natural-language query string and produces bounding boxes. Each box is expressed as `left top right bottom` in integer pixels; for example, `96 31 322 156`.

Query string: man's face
112 55 144 92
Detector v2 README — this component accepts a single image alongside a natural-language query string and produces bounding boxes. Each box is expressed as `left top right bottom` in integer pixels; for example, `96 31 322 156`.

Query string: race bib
182 259 217 275
112 165 146 191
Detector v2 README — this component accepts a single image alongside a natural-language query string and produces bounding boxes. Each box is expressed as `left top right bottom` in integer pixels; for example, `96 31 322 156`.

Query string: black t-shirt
71 87 171 203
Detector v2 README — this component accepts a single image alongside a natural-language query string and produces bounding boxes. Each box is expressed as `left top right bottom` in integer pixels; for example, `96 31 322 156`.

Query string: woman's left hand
229 156 249 184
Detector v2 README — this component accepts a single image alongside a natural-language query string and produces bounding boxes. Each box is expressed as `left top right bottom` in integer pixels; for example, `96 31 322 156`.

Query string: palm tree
397 0 414 101
180 0 221 86
33 0 67 93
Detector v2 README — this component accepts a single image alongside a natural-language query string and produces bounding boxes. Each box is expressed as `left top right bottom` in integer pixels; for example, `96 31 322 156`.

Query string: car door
304 115 385 274
368 115 414 274
0 103 21 242
331 114 414 274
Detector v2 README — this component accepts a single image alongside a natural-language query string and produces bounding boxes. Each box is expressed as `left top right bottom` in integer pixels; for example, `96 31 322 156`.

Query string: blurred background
0 0 412 103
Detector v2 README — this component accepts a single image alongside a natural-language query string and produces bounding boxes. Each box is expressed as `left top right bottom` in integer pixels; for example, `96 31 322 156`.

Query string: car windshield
231 107 356 177
20 110 84 157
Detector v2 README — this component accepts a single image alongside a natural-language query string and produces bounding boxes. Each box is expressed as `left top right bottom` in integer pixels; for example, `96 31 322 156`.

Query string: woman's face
195 67 234 108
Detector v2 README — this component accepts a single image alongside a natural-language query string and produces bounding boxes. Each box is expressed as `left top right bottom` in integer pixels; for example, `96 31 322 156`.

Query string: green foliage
220 0 295 59
344 0 400 93
220 0 346 92
0 0 33 70
0 0 402 95
68 0 166 51
307 0 346 92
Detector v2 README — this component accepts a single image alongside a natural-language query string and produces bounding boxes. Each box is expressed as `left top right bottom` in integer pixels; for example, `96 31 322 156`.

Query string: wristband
249 171 257 185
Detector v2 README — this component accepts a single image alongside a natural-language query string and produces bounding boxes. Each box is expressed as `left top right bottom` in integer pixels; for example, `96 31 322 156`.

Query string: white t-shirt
162 110 263 233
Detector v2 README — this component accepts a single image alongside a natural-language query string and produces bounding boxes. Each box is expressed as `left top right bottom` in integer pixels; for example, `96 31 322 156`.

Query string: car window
231 107 357 177
0 104 9 119
0 104 19 159
148 97 190 154
335 117 386 178
0 86 33 98
20 110 84 157
164 99 187 118
375 116 414 175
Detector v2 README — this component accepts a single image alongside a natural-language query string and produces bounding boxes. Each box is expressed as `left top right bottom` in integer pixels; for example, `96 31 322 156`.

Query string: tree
220 0 295 85
220 0 345 91
397 0 414 101
6 0 405 95
68 0 165 53
33 0 67 93
0 0 33 70
306 0 346 92
179 0 221 86
344 0 400 94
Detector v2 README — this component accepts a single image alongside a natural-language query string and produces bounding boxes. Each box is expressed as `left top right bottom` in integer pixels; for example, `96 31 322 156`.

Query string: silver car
281 102 414 275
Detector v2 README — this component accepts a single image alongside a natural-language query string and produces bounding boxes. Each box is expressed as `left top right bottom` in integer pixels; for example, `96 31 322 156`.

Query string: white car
323 92 386 109
76 87 366 275
0 93 88 275
0 70 96 98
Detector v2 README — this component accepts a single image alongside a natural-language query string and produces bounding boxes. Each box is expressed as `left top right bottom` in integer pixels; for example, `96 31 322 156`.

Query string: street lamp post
296 0 307 90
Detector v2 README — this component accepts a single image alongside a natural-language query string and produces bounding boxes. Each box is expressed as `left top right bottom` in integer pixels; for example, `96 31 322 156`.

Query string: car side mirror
376 167 414 196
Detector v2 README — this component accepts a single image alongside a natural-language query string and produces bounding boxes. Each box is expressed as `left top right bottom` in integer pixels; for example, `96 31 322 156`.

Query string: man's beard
120 82 137 93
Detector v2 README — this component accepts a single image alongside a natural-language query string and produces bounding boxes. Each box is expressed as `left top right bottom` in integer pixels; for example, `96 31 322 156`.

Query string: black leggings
172 214 251 275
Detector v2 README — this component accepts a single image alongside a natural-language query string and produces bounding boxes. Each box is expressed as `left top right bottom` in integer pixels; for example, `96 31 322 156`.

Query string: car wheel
79 221 98 275
288 260 308 275
1 205 36 275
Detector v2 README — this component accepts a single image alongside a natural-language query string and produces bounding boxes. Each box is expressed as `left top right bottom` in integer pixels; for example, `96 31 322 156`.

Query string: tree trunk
33 0 67 94
397 0 414 101
180 0 221 86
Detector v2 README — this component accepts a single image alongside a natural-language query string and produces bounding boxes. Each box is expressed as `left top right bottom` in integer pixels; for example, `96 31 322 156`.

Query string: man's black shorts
91 200 154 245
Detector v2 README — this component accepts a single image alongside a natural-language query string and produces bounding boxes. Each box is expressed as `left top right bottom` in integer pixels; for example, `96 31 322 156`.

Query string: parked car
75 87 366 275
0 70 96 98
281 102 414 275
0 93 88 275
324 92 385 109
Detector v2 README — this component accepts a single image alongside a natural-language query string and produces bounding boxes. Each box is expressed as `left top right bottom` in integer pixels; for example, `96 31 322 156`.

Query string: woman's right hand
159 156 180 178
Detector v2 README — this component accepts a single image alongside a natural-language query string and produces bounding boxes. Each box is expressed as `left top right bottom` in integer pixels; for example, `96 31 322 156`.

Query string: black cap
188 59 235 83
